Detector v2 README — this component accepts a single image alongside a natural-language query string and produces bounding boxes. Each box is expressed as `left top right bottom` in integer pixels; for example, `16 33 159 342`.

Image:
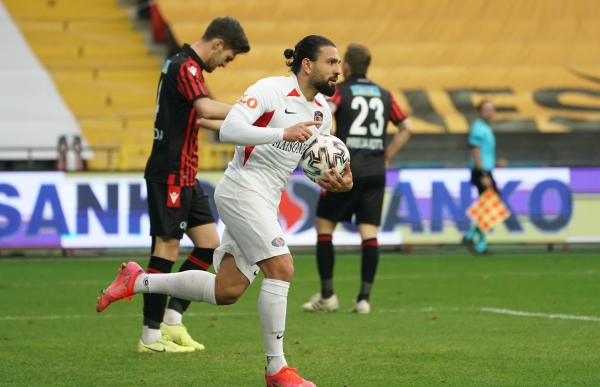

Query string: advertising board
1 168 598 249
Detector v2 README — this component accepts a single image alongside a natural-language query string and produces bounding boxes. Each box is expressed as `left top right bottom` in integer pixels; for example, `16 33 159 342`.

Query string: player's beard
311 76 337 97
204 60 217 73
204 50 222 73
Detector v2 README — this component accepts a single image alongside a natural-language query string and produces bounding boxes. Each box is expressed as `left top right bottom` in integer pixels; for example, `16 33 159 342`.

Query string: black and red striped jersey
144 44 209 186
328 75 407 178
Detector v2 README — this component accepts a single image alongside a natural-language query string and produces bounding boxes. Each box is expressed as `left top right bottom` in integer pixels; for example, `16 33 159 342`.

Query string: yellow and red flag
466 189 511 232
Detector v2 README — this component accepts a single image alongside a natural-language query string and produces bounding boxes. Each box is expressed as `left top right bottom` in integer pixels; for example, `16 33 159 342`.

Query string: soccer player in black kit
139 17 249 352
303 44 413 314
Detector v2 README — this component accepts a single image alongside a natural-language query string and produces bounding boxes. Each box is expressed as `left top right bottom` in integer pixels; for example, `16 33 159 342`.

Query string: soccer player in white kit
95 35 353 387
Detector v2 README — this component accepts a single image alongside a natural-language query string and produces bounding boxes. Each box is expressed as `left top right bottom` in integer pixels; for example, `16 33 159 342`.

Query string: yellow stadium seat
4 0 160 169
197 144 236 170
6 0 600 166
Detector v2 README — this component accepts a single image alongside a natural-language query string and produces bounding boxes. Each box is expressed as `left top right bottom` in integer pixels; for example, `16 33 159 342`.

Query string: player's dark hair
344 43 371 76
284 35 336 74
477 99 494 112
202 16 250 54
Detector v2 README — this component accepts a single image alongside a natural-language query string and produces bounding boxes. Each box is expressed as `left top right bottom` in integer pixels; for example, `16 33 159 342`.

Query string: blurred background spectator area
1 0 599 171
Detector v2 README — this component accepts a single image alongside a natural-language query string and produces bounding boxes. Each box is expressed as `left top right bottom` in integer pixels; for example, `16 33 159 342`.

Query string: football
300 134 350 183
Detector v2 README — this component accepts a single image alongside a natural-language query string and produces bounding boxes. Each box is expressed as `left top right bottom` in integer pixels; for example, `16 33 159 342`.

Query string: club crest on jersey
314 111 324 122
271 237 286 247
188 65 197 77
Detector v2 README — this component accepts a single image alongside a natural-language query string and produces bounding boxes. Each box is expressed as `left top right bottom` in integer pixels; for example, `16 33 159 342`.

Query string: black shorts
316 174 385 226
146 179 215 239
471 169 498 195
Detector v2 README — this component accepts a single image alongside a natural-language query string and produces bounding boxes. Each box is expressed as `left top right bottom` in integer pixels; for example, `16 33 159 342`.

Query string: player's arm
384 95 413 167
220 82 318 146
221 109 319 146
198 118 224 132
385 118 413 167
193 98 231 120
177 60 231 120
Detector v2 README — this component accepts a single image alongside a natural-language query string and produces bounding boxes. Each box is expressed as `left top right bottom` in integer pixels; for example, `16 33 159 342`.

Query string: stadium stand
0 1 87 170
158 0 600 136
3 0 599 169
2 0 160 170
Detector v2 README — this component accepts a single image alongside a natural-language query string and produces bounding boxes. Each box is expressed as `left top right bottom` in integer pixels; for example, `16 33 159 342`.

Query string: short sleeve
468 122 485 147
176 60 209 103
390 94 408 124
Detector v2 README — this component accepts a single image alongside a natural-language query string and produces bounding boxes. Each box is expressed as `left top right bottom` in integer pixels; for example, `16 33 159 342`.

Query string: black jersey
144 44 209 187
329 75 407 178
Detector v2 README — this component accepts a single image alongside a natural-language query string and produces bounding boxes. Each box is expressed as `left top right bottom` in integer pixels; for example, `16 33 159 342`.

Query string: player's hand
317 162 353 193
283 121 321 143
496 158 508 168
481 175 493 189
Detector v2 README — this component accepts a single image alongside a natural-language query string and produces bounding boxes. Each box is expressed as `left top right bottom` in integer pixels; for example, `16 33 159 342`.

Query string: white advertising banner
0 168 598 249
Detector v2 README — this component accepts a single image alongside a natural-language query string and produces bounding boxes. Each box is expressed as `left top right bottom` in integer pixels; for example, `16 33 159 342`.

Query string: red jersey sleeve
177 60 209 103
327 87 342 107
390 94 408 125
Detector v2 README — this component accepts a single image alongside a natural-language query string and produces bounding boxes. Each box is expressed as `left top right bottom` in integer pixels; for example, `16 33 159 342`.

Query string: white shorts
213 176 289 283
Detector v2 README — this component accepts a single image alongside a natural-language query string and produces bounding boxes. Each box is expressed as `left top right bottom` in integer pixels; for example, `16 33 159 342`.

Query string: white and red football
300 134 350 183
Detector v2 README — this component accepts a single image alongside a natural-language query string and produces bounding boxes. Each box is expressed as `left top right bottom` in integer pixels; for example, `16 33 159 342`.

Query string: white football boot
302 293 339 312
352 299 371 314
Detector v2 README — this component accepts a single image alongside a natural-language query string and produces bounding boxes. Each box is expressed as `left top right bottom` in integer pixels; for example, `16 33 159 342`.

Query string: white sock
163 308 183 326
134 271 217 306
259 278 290 376
141 326 161 345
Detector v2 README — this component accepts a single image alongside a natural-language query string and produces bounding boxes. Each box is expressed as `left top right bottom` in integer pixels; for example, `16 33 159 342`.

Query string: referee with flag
463 99 507 254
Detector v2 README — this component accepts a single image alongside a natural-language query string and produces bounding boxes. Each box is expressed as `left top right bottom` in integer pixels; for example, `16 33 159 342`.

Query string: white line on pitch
479 307 600 322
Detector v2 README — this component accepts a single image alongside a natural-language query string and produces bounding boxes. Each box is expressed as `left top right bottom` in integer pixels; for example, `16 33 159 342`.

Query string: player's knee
215 285 245 305
267 259 294 282
280 263 294 281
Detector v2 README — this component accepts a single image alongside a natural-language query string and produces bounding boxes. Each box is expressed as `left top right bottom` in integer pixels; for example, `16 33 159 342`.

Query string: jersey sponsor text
271 140 311 154
346 136 384 150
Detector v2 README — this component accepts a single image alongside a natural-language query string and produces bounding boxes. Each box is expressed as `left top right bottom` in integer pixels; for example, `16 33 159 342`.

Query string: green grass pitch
1 251 599 386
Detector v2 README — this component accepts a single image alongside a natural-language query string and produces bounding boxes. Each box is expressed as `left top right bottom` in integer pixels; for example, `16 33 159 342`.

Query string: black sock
143 256 174 329
317 234 334 299
167 247 214 313
358 238 379 302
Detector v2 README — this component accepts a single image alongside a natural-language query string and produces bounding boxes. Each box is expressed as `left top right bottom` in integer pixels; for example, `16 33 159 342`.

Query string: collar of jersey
345 74 368 83
290 74 323 105
181 43 206 70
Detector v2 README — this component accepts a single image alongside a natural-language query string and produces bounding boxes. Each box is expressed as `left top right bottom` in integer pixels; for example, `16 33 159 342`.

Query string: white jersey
220 74 332 206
